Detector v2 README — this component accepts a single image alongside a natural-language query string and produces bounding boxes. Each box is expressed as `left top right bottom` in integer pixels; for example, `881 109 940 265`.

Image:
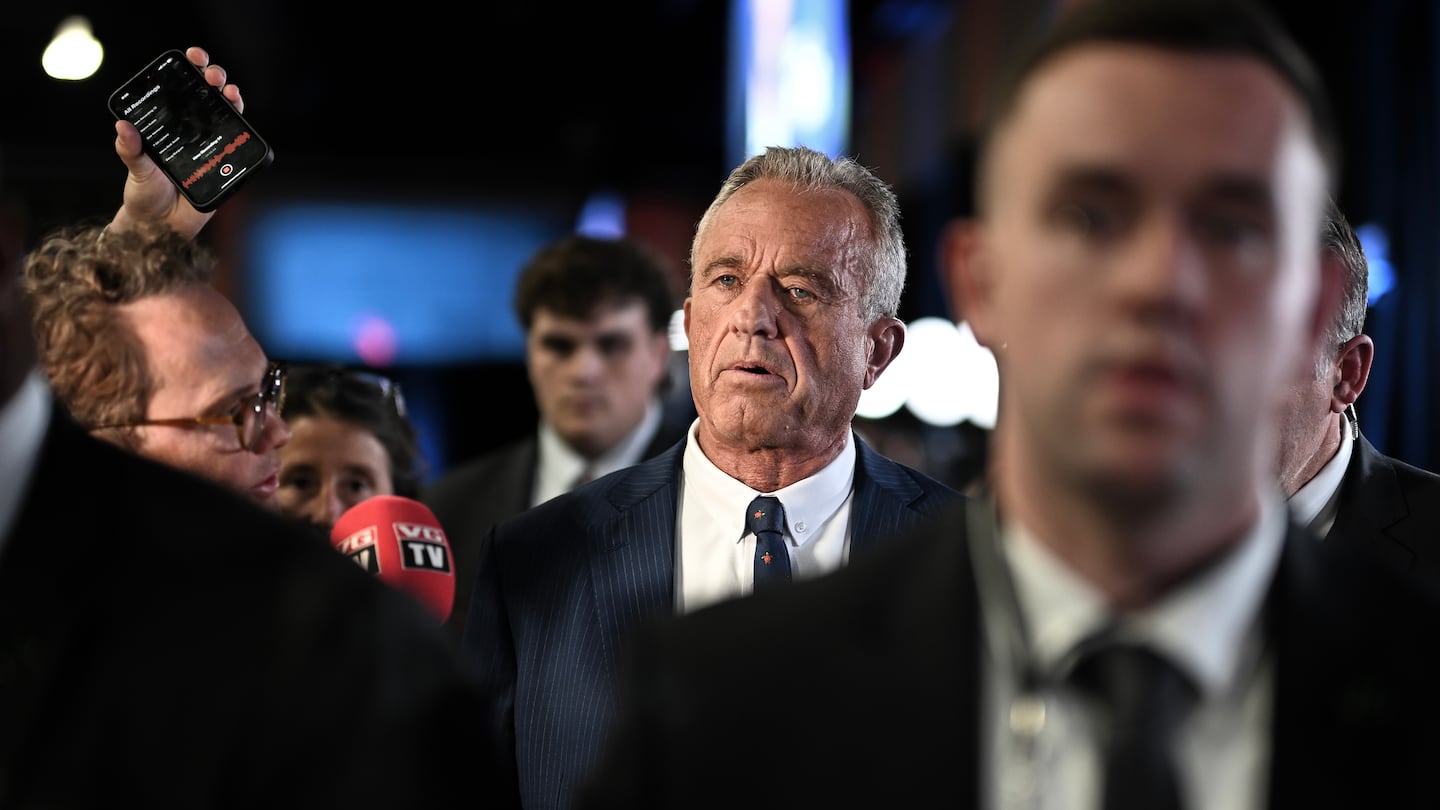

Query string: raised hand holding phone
108 47 271 236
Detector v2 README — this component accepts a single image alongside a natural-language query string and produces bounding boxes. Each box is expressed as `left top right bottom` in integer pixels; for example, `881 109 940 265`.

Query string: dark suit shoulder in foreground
579 495 1440 810
0 410 503 809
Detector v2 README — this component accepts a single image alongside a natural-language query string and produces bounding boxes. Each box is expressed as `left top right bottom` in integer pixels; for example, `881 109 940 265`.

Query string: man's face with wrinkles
684 178 891 457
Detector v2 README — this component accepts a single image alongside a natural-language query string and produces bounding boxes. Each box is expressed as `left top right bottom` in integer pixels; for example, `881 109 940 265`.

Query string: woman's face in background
276 414 395 528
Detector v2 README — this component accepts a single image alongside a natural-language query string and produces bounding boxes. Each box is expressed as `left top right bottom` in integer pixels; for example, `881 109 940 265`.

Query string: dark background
2 0 1437 483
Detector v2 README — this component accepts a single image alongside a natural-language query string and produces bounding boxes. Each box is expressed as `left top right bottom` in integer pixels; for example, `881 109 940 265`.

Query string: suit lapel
587 443 685 653
1330 433 1415 569
849 434 930 556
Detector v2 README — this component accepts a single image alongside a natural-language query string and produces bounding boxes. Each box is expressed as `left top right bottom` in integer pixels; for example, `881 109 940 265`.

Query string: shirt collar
1288 417 1353 531
682 420 856 548
536 397 662 489
1004 486 1287 699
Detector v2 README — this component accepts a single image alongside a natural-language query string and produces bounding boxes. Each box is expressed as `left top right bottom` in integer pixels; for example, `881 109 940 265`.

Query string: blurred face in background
526 300 670 458
276 414 395 528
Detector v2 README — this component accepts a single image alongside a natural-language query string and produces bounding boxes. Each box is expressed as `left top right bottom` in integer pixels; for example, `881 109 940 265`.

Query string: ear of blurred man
1333 333 1374 411
942 216 1000 353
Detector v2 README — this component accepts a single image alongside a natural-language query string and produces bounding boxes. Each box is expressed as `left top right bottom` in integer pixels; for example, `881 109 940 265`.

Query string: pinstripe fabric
463 431 963 810
425 403 694 647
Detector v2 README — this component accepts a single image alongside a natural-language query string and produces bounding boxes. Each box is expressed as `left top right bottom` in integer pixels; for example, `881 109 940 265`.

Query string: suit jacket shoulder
849 433 964 555
1330 431 1440 580
1266 515 1440 806
0 408 502 808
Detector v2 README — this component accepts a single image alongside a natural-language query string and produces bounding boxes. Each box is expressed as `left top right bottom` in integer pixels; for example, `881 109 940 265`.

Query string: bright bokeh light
42 16 104 81
946 321 999 428
668 309 688 351
576 190 627 238
1357 222 1395 305
730 0 850 167
856 317 998 427
855 329 912 419
352 315 399 367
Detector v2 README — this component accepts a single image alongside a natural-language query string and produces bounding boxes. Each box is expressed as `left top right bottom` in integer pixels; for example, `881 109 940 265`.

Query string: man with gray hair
462 144 963 810
1277 196 1440 573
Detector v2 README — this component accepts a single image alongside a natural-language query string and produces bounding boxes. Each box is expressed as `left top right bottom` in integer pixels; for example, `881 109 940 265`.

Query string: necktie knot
1069 640 1196 810
746 496 791 589
747 496 785 535
1071 641 1196 729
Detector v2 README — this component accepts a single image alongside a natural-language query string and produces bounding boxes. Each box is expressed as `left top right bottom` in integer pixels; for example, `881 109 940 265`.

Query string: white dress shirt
1287 416 1353 538
676 418 855 613
531 397 664 507
980 488 1288 810
0 370 52 550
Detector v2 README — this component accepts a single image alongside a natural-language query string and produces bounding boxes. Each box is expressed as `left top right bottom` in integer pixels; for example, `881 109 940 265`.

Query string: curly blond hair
22 220 217 449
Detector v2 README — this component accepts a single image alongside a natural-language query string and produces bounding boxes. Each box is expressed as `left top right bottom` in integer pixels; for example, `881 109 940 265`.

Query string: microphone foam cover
331 495 455 622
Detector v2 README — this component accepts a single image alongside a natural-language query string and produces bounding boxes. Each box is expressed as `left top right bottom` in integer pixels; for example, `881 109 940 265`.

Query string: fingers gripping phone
108 49 274 213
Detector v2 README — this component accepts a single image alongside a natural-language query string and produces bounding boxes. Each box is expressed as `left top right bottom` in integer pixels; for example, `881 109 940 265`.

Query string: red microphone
330 495 456 623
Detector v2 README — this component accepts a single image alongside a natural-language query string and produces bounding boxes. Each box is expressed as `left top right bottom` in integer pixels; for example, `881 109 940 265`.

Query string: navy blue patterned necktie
1070 642 1197 810
746 496 791 590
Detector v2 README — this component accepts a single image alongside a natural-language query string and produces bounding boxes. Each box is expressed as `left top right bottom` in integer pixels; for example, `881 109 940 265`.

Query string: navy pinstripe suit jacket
1326 431 1440 580
461 431 963 810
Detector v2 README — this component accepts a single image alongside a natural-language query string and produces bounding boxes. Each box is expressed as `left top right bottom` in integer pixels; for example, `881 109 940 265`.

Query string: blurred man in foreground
578 2 1440 808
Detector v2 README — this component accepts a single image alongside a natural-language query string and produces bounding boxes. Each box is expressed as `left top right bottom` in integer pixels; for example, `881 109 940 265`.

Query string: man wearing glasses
22 217 292 507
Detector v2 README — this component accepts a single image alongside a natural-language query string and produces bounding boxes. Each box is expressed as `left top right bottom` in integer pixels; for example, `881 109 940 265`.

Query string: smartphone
108 49 274 213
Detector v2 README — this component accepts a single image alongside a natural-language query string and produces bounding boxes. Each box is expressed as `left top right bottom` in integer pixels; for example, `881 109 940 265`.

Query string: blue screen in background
242 202 573 367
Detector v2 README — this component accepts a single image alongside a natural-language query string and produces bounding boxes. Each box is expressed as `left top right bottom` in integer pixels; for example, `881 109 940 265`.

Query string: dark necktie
746 496 791 590
1070 641 1196 810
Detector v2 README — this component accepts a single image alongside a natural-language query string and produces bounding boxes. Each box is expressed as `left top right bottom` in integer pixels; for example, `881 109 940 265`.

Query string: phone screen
109 50 273 212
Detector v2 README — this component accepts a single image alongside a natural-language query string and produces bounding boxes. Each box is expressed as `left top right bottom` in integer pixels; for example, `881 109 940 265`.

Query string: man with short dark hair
578 2 1440 808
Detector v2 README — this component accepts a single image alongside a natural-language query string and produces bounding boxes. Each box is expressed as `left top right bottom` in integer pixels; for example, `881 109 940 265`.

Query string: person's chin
1078 440 1200 513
